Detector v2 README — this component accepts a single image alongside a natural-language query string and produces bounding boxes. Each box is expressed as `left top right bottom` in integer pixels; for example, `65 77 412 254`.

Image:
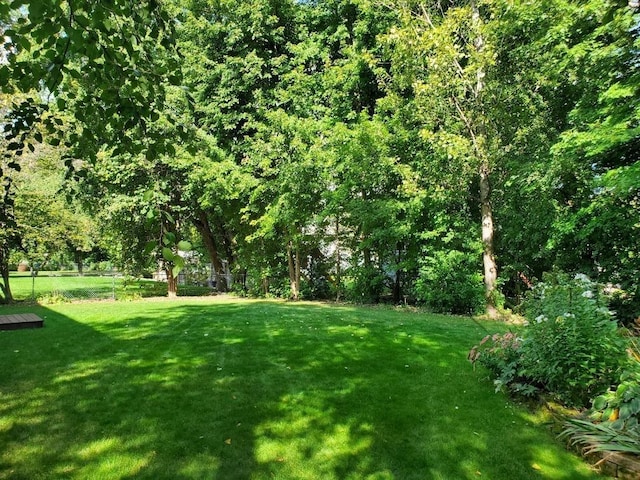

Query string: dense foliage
0 0 638 316
469 273 627 407
560 336 640 456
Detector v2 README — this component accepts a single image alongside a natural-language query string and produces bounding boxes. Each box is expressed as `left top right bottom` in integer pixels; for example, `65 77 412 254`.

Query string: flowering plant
469 332 537 397
470 271 627 407
520 272 626 406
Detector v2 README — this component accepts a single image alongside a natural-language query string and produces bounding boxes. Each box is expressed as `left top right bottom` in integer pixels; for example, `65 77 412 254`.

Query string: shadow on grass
0 300 600 479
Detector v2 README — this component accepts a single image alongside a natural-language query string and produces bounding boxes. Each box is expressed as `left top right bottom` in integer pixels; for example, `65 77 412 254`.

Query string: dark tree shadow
0 300 599 479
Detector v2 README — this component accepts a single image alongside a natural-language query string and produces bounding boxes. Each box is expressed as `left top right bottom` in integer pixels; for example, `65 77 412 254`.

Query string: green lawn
0 299 604 479
8 273 211 301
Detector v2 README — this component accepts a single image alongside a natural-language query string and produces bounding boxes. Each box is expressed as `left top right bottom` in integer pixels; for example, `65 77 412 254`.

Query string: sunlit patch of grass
0 299 605 479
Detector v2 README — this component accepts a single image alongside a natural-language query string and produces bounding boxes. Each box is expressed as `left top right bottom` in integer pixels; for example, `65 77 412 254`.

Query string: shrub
345 265 385 303
415 249 484 315
590 337 640 430
520 272 626 407
608 288 640 328
38 292 69 304
468 332 537 397
470 271 628 408
560 338 640 456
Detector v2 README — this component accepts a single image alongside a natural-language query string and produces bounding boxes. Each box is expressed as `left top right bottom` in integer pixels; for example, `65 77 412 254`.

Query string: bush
415 249 484 315
608 288 640 328
560 339 640 456
521 272 626 407
590 338 640 430
345 265 385 303
468 332 537 397
470 271 627 408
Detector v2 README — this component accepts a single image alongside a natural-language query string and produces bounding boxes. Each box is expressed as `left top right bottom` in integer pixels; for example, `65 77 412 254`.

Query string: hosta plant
560 335 640 457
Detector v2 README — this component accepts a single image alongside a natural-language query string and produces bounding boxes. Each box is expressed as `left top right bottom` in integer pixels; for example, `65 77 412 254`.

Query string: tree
323 117 414 302
172 0 301 285
0 0 185 299
386 0 502 315
79 141 196 296
243 110 327 299
539 0 640 321
14 151 97 273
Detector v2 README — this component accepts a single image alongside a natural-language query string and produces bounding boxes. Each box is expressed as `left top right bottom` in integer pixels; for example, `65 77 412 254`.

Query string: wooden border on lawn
0 313 44 330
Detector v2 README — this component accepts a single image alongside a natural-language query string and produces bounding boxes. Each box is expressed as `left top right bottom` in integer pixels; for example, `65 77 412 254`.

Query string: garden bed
585 449 640 479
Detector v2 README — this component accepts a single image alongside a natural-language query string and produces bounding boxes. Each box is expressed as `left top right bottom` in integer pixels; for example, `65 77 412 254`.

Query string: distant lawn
8 272 211 301
0 299 604 479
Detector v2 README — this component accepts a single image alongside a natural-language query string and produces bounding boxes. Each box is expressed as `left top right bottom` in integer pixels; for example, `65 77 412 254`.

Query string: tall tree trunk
392 242 403 304
472 0 498 317
295 247 301 299
480 167 498 317
166 266 178 298
75 250 84 276
218 219 236 267
192 210 226 291
287 240 299 300
160 208 179 298
362 244 380 303
393 270 401 304
418 0 499 316
335 217 342 302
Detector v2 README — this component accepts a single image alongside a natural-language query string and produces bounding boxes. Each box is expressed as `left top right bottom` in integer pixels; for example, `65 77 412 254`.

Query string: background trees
1 0 638 319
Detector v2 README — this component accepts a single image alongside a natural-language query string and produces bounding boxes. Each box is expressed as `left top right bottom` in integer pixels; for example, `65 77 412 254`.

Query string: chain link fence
13 268 246 302
26 272 120 301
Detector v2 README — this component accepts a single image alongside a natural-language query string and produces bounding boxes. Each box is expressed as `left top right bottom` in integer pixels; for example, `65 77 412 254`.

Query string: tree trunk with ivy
0 246 13 304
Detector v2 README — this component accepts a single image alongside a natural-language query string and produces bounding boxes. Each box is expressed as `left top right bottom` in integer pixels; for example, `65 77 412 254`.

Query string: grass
8 272 212 301
0 298 605 479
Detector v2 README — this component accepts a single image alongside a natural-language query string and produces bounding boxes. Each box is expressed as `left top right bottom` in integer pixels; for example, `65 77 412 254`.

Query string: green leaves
171 255 185 278
161 248 185 278
156 234 191 278
2 0 185 166
177 240 192 252
161 247 174 262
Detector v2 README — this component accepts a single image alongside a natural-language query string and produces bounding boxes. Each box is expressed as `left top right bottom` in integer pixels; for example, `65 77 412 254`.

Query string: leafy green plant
590 366 640 430
560 418 640 456
37 291 69 305
346 265 385 304
415 249 485 315
608 288 640 328
468 332 537 397
520 272 626 407
560 338 640 457
471 272 627 407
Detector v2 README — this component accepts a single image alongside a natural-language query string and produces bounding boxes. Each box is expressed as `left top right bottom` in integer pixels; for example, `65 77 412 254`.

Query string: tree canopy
1 0 638 320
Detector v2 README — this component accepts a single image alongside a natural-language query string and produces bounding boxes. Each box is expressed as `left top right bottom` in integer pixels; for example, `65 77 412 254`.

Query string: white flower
535 314 547 323
581 290 594 298
574 273 591 283
563 312 575 318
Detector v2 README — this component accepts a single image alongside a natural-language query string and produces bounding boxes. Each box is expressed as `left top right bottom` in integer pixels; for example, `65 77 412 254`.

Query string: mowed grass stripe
0 299 603 479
